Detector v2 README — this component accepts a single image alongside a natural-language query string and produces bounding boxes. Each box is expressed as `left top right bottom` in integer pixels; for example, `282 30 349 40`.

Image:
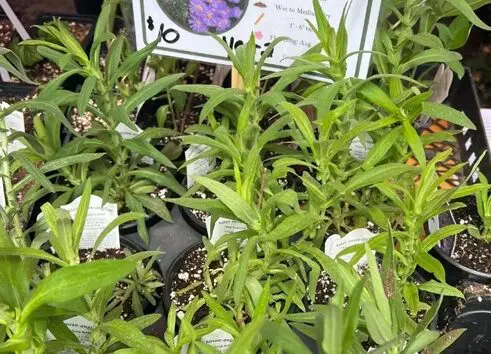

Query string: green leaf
403 120 426 166
12 153 55 193
403 330 441 354
193 176 258 227
0 247 68 267
366 245 391 325
91 213 145 254
363 302 393 345
77 76 97 113
410 33 444 48
418 280 464 298
423 328 466 353
266 213 318 241
445 0 491 30
400 49 462 73
422 224 468 252
318 305 343 354
261 321 311 354
227 317 264 354
72 179 92 251
346 164 417 191
125 74 185 112
22 260 135 319
135 195 172 222
233 239 255 307
99 319 167 353
422 102 476 129
362 128 401 169
415 252 445 282
279 102 316 153
128 169 185 196
122 138 176 169
358 82 399 113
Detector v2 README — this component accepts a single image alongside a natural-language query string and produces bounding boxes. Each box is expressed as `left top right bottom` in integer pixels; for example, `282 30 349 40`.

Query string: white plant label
47 316 95 353
428 216 440 234
349 136 374 161
206 216 247 245
115 123 154 165
60 195 120 250
325 228 376 267
132 0 381 80
0 179 5 208
185 144 216 188
179 329 234 353
1 102 25 154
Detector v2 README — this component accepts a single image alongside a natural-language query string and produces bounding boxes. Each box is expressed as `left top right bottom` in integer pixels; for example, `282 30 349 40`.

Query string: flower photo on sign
158 0 248 34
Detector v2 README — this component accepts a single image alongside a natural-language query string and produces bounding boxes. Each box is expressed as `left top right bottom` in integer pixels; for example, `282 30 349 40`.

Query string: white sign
206 216 247 244
60 195 120 250
325 228 375 266
349 135 374 161
1 102 25 154
47 316 96 353
185 144 216 188
180 329 234 353
132 0 381 79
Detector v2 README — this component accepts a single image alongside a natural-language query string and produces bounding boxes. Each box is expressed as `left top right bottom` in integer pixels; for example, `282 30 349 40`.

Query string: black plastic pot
162 240 203 315
179 205 207 236
443 296 491 353
75 0 104 15
445 68 491 180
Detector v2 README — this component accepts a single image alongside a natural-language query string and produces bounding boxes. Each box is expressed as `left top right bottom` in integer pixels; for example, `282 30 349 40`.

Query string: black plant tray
445 68 491 181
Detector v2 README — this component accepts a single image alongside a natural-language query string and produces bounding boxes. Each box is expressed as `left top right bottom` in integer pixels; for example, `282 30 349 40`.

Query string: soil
168 244 226 322
189 190 214 224
11 61 62 85
438 197 491 274
0 19 16 47
64 20 92 44
79 246 163 320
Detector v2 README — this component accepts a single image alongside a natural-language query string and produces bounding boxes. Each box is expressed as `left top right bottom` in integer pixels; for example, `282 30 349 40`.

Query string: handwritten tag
349 136 374 161
1 102 25 154
60 195 120 250
205 217 247 245
47 316 95 353
325 228 376 267
116 123 154 165
185 145 216 188
180 329 234 353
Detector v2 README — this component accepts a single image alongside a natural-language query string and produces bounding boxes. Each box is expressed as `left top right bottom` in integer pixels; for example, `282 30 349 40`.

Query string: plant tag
185 144 216 188
115 123 154 165
428 216 440 234
349 136 373 161
47 316 95 352
60 195 120 250
324 228 376 267
205 216 247 245
0 179 5 208
179 329 234 353
0 101 25 154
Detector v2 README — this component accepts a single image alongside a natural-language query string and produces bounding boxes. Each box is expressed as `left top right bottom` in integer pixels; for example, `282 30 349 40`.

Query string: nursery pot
443 296 491 353
179 204 208 236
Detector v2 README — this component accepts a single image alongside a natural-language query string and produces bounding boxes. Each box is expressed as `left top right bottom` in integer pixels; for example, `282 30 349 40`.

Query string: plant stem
0 117 23 245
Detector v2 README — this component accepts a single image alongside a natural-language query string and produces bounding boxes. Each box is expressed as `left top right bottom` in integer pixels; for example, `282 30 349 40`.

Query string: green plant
467 172 491 242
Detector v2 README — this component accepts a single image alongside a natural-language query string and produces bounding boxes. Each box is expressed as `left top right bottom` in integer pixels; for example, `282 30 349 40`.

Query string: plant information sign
132 0 381 79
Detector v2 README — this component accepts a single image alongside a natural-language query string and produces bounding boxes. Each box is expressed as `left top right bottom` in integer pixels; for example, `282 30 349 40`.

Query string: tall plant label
180 329 234 353
0 102 25 154
132 0 381 79
185 144 216 188
47 316 95 350
206 216 247 245
325 228 376 266
61 195 120 250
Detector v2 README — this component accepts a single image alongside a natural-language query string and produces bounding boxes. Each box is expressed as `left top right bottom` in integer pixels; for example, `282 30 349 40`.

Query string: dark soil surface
438 197 491 274
23 61 61 85
64 20 92 44
168 244 226 322
0 19 15 47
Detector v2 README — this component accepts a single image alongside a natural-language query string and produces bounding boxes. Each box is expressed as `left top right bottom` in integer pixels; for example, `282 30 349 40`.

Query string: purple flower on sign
186 0 247 34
